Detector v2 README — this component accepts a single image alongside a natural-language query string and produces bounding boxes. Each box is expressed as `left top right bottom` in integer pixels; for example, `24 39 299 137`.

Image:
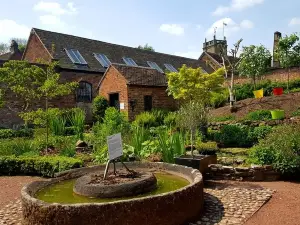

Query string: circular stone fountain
21 162 204 225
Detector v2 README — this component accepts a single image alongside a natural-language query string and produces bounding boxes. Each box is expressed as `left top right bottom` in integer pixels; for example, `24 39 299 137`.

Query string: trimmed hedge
0 128 34 139
0 156 83 177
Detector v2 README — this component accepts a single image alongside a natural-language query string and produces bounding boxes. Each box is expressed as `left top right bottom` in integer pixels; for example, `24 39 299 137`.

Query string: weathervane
214 27 218 38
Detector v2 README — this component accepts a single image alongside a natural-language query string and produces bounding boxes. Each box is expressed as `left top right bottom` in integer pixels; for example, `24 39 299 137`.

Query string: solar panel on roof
65 49 87 65
164 64 178 72
94 53 111 68
147 61 163 73
123 57 138 66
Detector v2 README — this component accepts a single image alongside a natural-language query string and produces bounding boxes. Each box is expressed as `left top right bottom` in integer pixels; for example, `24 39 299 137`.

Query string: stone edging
207 164 281 181
21 162 204 225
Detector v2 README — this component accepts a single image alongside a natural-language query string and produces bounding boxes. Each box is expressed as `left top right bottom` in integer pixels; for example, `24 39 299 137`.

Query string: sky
0 0 300 59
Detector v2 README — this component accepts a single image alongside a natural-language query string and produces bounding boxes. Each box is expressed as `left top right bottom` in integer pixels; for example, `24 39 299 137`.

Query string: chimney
9 40 19 53
273 31 282 68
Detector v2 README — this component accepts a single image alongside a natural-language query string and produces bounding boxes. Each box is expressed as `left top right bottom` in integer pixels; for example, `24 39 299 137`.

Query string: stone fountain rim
21 162 203 207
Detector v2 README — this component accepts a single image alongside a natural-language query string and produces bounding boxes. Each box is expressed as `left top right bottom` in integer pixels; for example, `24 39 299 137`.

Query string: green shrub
292 108 300 117
0 156 82 177
69 108 85 140
214 125 252 147
130 126 150 156
163 112 178 127
151 109 169 125
92 96 109 122
49 115 66 136
0 128 34 139
248 126 273 144
65 126 76 136
210 89 229 108
134 112 157 127
248 125 300 176
245 110 272 121
196 141 219 155
210 115 236 122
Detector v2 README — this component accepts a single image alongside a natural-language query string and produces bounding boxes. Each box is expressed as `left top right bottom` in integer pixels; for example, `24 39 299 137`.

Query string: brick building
0 28 212 127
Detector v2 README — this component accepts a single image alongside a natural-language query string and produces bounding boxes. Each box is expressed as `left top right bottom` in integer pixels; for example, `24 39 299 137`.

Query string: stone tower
273 31 282 68
203 35 228 56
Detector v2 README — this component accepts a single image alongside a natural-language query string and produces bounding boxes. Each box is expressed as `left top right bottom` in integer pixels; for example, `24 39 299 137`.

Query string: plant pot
270 110 285 120
174 155 217 174
253 89 264 99
273 87 283 96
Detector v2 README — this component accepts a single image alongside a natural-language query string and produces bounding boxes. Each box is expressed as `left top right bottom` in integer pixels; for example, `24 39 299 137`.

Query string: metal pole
113 160 116 175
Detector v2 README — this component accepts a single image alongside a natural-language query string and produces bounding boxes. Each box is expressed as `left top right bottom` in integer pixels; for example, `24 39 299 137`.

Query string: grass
217 148 250 167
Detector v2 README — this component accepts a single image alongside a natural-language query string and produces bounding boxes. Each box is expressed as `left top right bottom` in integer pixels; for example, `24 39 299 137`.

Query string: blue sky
1 0 300 58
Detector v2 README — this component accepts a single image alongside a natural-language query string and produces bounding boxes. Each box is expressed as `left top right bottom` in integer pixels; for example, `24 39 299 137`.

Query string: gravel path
245 181 300 225
0 177 299 225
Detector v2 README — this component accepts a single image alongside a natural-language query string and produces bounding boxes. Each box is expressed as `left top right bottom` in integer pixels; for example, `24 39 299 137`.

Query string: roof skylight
147 61 163 73
164 64 178 72
94 53 111 68
65 49 87 65
123 57 138 66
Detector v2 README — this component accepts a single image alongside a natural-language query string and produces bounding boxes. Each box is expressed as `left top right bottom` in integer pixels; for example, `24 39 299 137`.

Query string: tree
238 45 272 89
219 39 243 109
167 65 224 105
137 43 155 52
167 65 224 156
0 89 4 108
275 33 300 92
0 38 27 54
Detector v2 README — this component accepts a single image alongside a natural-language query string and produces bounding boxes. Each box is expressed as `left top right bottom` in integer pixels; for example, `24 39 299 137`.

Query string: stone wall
207 164 281 181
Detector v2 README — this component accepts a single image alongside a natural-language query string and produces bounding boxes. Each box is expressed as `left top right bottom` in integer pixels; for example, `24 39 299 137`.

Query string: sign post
103 133 132 180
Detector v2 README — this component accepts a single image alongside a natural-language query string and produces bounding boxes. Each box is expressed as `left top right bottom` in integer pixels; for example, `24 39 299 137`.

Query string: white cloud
240 20 254 29
213 0 264 16
33 1 77 15
289 18 300 26
159 24 184 36
39 15 65 26
206 18 254 38
174 51 200 59
0 19 30 42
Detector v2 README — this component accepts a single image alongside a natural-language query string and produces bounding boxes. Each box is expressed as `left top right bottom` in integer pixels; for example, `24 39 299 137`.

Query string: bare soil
210 93 300 119
0 176 43 208
245 181 300 225
89 171 141 185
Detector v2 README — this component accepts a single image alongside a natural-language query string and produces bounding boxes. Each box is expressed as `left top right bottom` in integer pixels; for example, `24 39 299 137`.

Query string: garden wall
209 117 300 130
233 67 300 85
207 164 281 181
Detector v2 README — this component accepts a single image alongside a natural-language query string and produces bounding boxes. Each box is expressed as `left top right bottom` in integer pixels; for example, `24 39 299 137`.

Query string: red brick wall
23 33 52 63
99 66 128 114
0 68 103 128
232 67 300 85
128 85 177 121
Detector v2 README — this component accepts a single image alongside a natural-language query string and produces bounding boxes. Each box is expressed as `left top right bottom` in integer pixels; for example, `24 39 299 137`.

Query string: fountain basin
21 162 204 225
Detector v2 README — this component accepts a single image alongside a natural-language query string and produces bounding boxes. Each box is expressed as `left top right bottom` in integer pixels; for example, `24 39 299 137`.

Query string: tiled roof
0 52 13 60
111 64 167 86
32 28 213 73
205 52 235 66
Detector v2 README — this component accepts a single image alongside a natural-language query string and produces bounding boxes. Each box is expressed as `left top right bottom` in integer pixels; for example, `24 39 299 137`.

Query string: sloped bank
21 162 204 225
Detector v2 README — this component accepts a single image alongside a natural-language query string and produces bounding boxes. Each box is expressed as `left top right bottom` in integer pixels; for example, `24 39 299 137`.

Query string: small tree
167 65 224 156
0 60 78 146
219 39 243 109
92 96 109 122
238 45 272 89
137 44 155 52
276 34 300 92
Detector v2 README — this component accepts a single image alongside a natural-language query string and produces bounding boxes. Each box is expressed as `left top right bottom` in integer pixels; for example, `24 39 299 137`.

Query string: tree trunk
229 70 235 108
287 68 290 93
190 129 194 158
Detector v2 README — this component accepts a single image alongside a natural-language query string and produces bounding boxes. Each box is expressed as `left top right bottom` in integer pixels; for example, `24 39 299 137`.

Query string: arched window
76 81 92 102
